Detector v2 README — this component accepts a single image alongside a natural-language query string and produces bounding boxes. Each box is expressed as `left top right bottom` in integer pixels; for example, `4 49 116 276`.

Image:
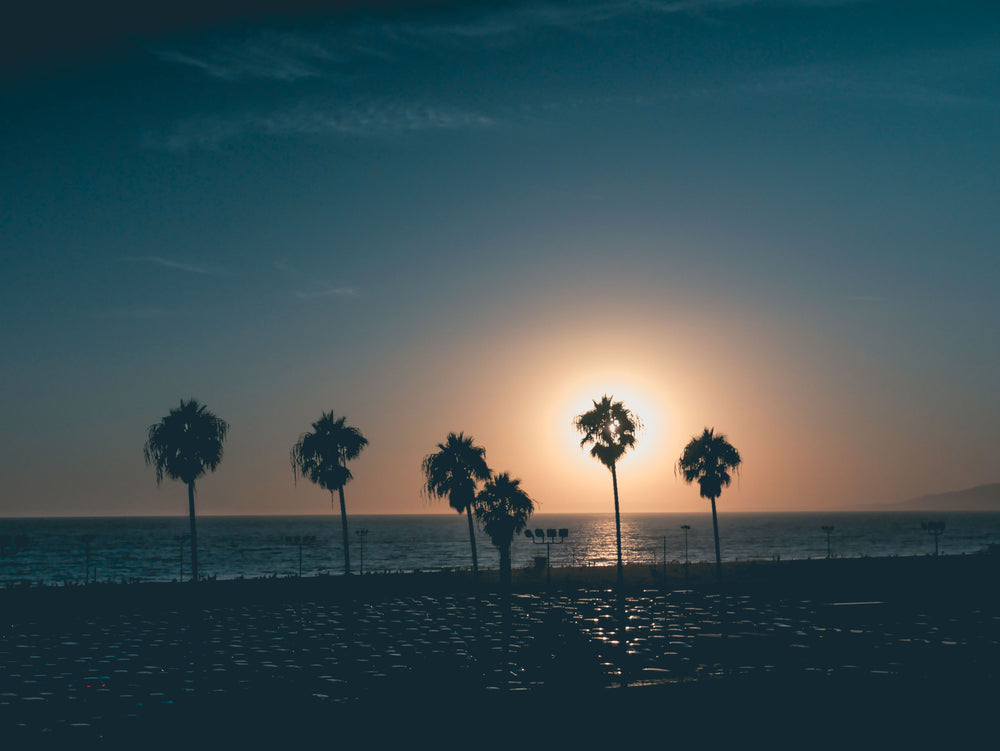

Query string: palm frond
676 427 742 500
420 432 491 513
144 399 229 487
474 472 535 549
290 411 368 493
572 394 642 470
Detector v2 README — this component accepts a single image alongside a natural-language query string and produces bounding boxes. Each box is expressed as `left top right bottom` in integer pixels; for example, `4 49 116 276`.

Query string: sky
2 0 998 518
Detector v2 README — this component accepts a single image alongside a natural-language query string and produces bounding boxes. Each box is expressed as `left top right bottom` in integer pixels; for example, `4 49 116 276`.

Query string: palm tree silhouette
144 399 229 583
421 432 491 583
474 472 535 592
290 412 368 576
573 395 641 591
676 427 742 576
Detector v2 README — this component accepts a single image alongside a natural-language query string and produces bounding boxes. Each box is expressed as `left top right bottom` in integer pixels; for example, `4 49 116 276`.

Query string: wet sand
2 554 997 748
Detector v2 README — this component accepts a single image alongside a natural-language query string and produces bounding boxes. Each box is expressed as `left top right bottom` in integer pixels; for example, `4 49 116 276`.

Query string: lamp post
524 528 568 588
821 525 835 559
285 535 317 577
680 525 691 588
81 534 96 585
174 534 189 581
355 529 369 576
921 521 945 556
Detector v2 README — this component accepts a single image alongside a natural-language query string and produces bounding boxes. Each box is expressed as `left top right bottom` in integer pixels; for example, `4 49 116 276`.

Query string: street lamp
680 525 691 588
921 520 945 556
355 529 369 575
524 528 569 587
285 535 317 577
821 525 835 559
174 534 189 581
81 534 96 585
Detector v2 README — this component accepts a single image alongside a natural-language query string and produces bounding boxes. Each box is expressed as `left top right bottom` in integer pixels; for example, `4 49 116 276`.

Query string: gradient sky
3 0 998 517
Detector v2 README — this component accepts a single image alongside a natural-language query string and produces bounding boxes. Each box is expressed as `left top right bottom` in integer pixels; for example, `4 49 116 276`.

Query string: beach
3 554 998 748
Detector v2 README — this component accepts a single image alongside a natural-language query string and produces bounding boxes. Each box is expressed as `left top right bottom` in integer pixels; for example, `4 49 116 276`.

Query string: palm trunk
500 542 511 592
336 487 351 575
710 496 722 577
466 505 479 583
187 482 199 583
611 463 624 592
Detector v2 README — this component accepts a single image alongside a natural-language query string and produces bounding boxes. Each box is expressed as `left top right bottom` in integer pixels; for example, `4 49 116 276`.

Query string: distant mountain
900 483 1000 511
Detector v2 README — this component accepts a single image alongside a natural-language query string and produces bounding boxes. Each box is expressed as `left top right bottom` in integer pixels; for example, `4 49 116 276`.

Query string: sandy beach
2 554 997 748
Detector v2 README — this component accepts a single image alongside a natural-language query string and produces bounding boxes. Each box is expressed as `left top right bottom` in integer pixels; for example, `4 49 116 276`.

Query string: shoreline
3 551 998 619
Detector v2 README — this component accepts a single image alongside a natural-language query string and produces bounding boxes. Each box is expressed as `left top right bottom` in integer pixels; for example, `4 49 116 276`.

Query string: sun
555 374 669 473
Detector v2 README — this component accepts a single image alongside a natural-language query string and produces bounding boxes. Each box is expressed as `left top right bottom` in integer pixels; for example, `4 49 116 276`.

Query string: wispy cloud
142 99 497 150
151 29 360 82
293 286 361 300
709 43 1000 109
94 307 177 319
121 256 230 276
275 259 361 301
149 1 868 83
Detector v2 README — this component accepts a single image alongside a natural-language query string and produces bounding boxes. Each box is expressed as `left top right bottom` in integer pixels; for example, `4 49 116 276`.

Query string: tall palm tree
474 473 535 592
290 412 368 576
144 399 229 583
676 427 742 576
573 395 641 591
421 432 491 582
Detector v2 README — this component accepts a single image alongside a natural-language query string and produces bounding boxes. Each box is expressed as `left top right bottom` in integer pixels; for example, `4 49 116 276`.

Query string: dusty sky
2 0 998 517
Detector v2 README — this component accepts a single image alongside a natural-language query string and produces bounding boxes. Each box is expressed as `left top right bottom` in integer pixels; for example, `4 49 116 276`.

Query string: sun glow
554 374 670 475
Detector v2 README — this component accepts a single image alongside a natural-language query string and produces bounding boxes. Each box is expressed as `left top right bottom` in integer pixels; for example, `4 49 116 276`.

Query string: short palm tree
474 473 535 592
144 399 229 583
290 412 368 576
421 432 491 582
573 395 641 591
676 427 742 576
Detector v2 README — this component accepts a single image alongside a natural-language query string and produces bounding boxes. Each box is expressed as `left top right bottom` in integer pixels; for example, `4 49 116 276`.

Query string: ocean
1 511 998 585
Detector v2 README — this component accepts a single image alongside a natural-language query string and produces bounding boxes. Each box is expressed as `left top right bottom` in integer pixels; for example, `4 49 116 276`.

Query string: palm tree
676 427 742 576
573 395 641 591
421 432 491 582
474 473 535 592
144 399 229 583
290 411 368 576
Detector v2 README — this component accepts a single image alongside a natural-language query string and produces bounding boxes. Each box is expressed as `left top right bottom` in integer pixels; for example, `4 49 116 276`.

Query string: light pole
174 535 189 581
286 535 317 577
81 534 96 585
355 529 369 575
921 521 945 556
525 528 568 588
821 525 835 559
680 525 691 588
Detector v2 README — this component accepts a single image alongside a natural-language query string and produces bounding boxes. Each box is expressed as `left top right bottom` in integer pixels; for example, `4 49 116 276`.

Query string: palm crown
573 395 641 469
144 399 229 488
677 427 742 500
421 432 491 513
291 412 368 493
474 473 535 549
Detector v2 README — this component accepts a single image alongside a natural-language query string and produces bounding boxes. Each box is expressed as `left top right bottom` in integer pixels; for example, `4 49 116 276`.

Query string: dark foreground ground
2 554 998 749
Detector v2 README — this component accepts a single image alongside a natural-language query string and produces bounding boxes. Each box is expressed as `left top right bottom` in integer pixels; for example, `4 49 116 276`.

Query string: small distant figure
921 520 946 556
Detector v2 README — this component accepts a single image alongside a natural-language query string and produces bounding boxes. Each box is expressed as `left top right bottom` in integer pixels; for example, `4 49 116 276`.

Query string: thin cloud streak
121 256 230 276
148 1 867 82
275 259 361 301
142 100 497 150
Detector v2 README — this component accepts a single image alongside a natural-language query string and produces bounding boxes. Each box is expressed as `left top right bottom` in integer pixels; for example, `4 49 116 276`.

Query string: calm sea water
1 512 998 585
